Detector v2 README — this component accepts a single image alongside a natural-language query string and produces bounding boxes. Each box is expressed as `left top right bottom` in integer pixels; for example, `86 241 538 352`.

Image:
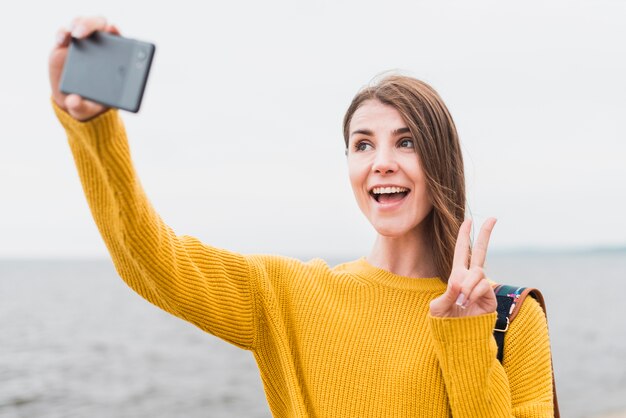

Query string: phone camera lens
137 49 147 61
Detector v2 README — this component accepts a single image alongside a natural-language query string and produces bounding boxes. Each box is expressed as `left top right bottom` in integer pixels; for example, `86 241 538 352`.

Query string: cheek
347 159 366 190
402 158 431 203
347 160 370 209
412 178 431 202
403 156 425 182
414 182 433 210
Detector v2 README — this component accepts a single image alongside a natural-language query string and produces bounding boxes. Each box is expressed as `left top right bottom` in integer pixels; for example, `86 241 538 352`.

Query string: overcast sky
1 0 624 259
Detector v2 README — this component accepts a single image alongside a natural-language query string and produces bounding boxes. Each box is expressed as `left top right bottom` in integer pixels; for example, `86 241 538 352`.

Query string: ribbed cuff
51 99 120 147
429 312 497 343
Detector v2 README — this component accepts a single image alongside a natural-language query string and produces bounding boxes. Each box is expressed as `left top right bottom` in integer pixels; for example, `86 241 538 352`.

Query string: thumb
430 280 462 316
65 94 108 121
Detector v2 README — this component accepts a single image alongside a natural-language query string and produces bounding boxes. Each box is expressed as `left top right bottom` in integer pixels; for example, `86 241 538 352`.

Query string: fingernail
56 32 66 46
455 293 465 307
71 25 87 38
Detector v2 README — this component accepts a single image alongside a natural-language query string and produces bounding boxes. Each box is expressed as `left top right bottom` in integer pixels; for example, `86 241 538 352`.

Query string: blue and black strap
492 284 559 417
493 284 526 362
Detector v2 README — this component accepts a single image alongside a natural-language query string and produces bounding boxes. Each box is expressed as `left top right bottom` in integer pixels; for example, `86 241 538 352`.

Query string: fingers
464 277 493 308
442 279 463 306
64 94 107 122
470 217 497 269
70 16 108 39
454 267 485 308
105 24 122 36
429 279 461 318
56 18 119 44
434 217 498 317
449 217 496 309
55 28 71 48
452 219 472 270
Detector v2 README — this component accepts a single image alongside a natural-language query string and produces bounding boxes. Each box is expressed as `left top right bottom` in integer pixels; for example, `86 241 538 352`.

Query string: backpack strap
492 284 560 418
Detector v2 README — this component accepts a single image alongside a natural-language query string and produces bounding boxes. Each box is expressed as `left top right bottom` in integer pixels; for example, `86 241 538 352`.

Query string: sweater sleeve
428 298 554 417
53 103 260 350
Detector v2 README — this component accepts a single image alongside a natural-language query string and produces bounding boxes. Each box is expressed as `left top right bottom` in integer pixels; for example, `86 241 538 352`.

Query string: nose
371 148 398 174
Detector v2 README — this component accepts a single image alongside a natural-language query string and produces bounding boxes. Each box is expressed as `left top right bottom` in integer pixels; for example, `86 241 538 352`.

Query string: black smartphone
60 31 156 113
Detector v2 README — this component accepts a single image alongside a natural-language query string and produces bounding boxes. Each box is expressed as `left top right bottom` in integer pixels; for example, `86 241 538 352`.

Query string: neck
367 226 437 279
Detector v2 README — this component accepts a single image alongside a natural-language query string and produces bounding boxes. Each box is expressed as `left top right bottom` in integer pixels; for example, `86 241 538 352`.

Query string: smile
369 186 411 204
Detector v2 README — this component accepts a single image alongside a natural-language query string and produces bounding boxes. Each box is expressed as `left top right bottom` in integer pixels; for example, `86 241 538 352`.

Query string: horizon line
1 244 625 262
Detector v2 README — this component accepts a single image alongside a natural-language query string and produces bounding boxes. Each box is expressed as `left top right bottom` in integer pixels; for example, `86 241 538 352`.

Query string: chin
368 210 433 239
371 220 417 238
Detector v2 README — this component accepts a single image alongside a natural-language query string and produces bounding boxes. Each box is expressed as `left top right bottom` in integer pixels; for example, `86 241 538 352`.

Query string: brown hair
343 75 466 281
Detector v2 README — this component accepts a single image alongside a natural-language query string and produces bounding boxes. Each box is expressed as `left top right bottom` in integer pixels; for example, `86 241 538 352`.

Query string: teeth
371 186 409 194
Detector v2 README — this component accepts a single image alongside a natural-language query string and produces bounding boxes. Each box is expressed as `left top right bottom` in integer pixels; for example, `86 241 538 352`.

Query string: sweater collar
338 257 447 292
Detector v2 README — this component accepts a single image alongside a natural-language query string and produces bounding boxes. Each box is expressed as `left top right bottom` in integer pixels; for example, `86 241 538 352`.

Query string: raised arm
49 17 260 350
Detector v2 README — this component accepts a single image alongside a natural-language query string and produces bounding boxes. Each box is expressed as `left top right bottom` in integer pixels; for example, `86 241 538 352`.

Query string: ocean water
1 252 625 418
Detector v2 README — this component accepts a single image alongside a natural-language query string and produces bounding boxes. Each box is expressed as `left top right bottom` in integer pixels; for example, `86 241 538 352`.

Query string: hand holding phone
50 17 154 121
60 31 155 113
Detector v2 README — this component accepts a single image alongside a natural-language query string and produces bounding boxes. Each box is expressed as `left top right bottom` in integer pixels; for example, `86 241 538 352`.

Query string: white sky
1 0 625 259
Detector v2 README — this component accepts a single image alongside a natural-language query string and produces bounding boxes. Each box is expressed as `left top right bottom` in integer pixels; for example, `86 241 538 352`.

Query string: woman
50 17 555 417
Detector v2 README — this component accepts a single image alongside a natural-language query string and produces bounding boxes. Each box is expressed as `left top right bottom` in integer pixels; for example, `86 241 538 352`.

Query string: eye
354 141 373 152
398 138 415 149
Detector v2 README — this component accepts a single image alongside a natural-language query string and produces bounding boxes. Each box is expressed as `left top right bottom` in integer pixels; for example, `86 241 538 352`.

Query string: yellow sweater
54 104 554 417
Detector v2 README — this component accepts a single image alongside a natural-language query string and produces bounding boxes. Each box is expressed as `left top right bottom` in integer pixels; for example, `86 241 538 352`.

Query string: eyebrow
350 127 411 137
393 127 411 135
350 129 373 137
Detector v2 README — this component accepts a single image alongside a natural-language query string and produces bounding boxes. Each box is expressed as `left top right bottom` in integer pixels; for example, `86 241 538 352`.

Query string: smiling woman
348 102 434 247
344 76 466 282
50 16 556 418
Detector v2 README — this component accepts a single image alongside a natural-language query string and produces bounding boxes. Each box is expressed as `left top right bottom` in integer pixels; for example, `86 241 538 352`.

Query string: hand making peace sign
430 218 498 318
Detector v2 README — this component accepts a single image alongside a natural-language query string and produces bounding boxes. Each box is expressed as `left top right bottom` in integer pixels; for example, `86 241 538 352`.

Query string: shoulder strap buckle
494 316 509 332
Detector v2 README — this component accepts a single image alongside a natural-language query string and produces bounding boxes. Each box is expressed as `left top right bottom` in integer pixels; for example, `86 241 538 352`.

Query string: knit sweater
54 104 554 417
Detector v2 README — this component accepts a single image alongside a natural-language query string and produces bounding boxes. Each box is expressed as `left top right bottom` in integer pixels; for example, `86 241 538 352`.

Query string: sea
1 251 625 418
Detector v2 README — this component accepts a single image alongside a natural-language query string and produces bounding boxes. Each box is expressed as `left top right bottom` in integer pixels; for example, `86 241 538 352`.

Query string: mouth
369 186 411 204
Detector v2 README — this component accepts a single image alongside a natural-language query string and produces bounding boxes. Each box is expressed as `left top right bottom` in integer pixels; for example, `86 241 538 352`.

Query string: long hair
342 75 466 281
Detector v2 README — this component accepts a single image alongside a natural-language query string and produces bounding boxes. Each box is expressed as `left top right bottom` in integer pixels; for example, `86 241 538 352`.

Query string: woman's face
347 100 433 238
